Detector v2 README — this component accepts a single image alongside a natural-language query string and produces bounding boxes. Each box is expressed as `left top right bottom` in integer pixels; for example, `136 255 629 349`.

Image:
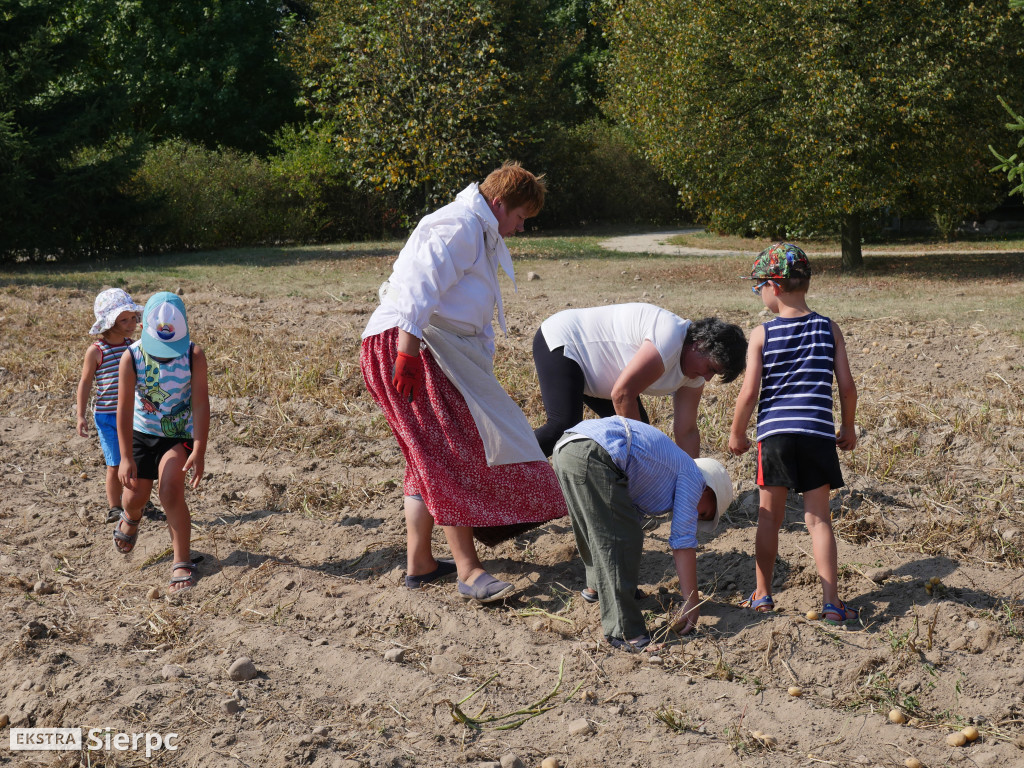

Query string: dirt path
598 229 753 257
598 229 1024 258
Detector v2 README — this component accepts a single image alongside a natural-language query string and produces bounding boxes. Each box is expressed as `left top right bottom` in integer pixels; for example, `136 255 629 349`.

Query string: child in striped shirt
76 289 142 523
729 243 859 625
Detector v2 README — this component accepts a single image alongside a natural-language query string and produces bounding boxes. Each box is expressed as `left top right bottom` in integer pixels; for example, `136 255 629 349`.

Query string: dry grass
2 232 1023 590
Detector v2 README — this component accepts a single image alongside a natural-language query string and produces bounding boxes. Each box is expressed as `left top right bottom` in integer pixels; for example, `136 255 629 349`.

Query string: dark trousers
532 328 648 457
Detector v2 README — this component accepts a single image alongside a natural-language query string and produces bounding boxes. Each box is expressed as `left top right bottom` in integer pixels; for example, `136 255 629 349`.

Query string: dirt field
1 239 1023 768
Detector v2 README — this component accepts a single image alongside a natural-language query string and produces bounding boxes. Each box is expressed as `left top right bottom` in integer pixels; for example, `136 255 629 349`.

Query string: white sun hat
90 288 143 335
694 457 733 534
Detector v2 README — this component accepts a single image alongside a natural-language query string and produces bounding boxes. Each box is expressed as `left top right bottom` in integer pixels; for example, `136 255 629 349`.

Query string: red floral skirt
361 328 567 529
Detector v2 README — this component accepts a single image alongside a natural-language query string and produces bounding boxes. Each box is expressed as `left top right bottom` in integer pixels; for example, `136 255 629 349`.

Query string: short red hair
479 161 546 216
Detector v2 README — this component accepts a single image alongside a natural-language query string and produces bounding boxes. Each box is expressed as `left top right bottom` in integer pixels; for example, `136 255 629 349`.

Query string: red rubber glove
392 351 423 402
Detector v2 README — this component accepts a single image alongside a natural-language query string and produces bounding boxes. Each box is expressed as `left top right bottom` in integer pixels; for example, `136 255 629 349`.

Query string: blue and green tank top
129 341 193 438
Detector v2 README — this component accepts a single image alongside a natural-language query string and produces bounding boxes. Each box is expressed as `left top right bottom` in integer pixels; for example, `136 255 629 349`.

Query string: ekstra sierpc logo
10 727 179 757
10 728 81 751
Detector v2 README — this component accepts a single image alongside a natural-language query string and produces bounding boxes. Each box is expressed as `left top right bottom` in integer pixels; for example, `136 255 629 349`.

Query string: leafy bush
127 139 303 251
269 124 400 241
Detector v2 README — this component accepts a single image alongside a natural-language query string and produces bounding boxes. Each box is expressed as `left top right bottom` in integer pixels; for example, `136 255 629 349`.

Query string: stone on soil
162 665 185 680
222 698 241 714
568 718 592 736
227 657 257 681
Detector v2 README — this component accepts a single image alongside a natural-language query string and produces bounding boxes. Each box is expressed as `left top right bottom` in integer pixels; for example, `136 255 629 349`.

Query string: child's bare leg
754 485 788 599
158 445 193 592
117 478 153 552
122 479 154 518
803 485 839 607
440 525 486 585
105 466 124 509
405 495 442 577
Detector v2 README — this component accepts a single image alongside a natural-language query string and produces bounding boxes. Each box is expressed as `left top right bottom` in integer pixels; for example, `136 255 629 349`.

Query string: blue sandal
741 591 775 613
822 601 859 625
606 635 653 653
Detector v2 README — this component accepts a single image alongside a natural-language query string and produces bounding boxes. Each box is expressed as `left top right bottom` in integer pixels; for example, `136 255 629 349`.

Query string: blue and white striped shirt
756 312 836 442
564 417 706 550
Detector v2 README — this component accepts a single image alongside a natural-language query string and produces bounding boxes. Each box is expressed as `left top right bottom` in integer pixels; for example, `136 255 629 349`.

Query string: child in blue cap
114 292 210 596
729 243 860 625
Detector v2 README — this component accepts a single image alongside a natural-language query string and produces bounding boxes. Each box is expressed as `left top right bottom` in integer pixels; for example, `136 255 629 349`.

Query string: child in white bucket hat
76 289 143 524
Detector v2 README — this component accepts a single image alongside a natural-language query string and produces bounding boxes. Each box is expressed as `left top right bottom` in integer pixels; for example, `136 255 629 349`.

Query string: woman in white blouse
361 162 567 603
533 305 747 458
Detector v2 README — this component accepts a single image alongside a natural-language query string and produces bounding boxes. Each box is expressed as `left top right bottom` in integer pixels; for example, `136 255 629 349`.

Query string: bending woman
533 304 746 458
361 162 567 604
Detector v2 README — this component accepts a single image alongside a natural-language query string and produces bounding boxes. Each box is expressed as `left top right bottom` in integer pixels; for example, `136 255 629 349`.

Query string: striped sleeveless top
92 338 131 414
129 341 193 438
756 312 836 442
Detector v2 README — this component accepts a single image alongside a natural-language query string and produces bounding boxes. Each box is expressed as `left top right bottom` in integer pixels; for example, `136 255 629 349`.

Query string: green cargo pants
551 436 646 641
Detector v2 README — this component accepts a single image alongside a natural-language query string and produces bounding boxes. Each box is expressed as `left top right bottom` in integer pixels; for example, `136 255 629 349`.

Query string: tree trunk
840 213 863 269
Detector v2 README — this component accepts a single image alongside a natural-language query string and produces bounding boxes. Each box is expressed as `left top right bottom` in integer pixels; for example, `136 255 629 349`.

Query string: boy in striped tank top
77 289 143 524
729 243 859 625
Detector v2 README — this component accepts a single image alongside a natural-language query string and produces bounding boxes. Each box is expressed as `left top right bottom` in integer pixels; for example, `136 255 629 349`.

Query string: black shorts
132 431 193 481
756 434 844 493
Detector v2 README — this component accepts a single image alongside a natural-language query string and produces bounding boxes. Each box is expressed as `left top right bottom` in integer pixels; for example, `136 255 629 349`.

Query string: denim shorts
94 412 120 467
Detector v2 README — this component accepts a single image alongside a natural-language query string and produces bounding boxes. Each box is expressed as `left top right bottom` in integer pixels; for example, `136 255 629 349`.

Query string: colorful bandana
749 242 811 280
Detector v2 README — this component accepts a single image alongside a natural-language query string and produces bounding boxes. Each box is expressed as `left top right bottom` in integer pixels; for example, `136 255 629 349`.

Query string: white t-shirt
540 303 704 398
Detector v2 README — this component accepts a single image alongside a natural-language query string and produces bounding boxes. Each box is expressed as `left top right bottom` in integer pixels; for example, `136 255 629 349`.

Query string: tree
605 0 1024 267
990 0 1024 197
100 0 299 152
991 98 1024 199
0 0 140 256
545 0 614 123
289 0 529 217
